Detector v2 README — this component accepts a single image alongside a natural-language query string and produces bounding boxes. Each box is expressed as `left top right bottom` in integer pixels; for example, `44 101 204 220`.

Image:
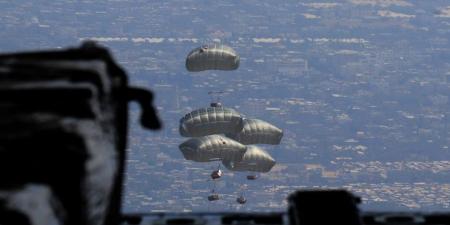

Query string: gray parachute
179 107 244 137
186 44 240 72
226 119 283 145
179 135 247 162
222 146 276 173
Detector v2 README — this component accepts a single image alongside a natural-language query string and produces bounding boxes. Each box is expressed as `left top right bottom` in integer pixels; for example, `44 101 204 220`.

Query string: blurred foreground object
288 189 362 225
0 42 160 225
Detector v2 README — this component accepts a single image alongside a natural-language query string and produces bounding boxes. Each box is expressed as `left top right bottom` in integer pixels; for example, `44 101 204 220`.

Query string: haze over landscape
1 0 450 213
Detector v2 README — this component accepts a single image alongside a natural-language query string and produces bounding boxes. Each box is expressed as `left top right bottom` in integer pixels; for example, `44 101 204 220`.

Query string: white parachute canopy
222 146 276 173
179 107 244 137
186 44 240 72
226 118 283 145
179 135 247 162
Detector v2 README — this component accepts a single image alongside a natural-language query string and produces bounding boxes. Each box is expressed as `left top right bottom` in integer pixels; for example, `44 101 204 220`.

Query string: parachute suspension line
211 180 217 193
238 183 244 197
208 91 225 107
241 182 249 197
175 85 180 111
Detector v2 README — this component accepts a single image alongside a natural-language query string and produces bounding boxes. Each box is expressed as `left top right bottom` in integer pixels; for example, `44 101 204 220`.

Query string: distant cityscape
1 0 450 213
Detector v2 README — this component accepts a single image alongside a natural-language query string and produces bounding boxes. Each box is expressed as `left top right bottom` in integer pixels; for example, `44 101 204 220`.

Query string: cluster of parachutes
179 108 283 172
179 44 283 204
